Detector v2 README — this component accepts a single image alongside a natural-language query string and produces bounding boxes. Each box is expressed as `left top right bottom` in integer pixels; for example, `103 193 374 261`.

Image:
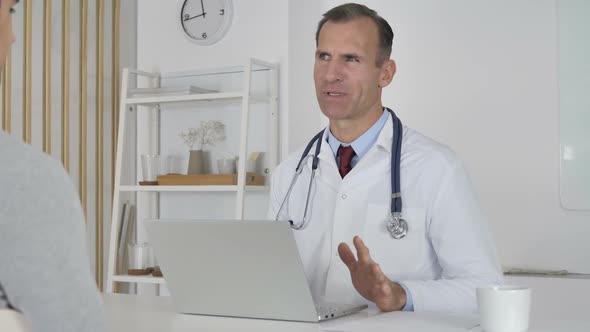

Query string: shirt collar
325 108 390 159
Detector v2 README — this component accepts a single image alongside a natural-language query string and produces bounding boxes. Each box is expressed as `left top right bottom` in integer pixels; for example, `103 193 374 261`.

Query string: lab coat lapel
315 133 343 190
339 113 395 190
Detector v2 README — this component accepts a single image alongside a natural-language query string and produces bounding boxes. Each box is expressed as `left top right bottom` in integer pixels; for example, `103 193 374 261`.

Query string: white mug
477 285 531 332
127 243 150 270
141 154 161 181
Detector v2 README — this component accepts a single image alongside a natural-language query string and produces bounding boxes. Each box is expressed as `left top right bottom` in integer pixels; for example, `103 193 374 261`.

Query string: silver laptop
144 219 367 322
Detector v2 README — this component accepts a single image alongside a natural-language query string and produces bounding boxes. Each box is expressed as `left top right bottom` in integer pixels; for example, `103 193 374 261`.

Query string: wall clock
180 0 233 45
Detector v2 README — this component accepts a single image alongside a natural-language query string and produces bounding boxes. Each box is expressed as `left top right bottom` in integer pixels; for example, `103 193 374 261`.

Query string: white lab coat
268 113 503 313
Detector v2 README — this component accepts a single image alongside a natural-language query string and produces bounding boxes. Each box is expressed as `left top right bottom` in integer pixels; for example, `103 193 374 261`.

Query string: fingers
353 236 372 263
338 242 357 272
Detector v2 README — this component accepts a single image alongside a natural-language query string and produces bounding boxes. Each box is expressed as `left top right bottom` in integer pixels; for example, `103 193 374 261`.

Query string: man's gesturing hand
338 236 407 312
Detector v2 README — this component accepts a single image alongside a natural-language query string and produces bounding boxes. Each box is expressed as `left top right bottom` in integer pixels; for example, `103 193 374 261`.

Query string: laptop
144 219 368 322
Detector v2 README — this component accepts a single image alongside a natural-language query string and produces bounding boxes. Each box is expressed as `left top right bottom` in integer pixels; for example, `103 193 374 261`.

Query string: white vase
187 150 205 174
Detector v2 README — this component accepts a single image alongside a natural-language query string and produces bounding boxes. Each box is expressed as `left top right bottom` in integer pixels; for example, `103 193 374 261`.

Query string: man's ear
378 59 396 88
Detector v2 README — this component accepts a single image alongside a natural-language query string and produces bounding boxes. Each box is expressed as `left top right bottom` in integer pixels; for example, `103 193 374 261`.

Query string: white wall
558 0 590 210
136 1 288 232
137 1 590 273
287 0 324 151
136 0 289 161
137 0 289 159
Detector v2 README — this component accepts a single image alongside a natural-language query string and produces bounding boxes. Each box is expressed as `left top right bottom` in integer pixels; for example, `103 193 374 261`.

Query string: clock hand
200 0 206 18
184 12 207 21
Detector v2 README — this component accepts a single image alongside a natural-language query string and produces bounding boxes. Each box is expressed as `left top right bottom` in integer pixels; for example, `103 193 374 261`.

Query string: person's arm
398 283 414 311
339 159 502 313
399 161 503 313
0 151 105 332
338 236 407 311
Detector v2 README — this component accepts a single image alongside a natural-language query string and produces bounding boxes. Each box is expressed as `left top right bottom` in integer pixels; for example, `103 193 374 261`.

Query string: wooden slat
43 0 52 153
95 0 105 291
1 51 11 133
79 0 88 214
22 0 32 144
61 0 71 171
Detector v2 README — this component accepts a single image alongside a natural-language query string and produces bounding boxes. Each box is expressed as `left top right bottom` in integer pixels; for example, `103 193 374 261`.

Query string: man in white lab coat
269 3 502 313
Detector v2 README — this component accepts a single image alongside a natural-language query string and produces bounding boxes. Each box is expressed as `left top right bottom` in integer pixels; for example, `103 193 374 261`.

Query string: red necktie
338 145 356 178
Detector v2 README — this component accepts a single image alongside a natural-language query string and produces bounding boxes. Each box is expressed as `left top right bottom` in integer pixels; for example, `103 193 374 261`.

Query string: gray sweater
0 131 105 332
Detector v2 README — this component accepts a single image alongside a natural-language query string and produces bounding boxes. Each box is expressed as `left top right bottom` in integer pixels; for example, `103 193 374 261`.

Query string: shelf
119 185 268 192
107 59 279 294
125 92 271 106
129 86 217 97
160 63 274 78
112 274 165 284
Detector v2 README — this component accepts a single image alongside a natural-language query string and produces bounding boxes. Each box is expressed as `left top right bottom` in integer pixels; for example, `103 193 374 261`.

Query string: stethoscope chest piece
387 212 408 239
278 108 408 239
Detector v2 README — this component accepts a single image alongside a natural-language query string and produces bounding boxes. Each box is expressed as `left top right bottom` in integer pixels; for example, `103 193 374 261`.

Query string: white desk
103 293 590 332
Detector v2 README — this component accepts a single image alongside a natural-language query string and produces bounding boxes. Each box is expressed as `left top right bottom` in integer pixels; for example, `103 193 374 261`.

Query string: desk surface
103 293 590 332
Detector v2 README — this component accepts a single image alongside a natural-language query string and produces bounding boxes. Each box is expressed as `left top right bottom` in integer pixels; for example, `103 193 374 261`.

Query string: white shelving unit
106 58 279 293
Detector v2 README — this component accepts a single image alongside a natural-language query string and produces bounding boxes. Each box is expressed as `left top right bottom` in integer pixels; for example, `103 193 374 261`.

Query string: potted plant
179 120 226 174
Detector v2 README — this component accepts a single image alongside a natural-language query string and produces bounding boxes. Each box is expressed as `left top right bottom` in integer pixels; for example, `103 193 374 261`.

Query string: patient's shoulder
0 132 79 225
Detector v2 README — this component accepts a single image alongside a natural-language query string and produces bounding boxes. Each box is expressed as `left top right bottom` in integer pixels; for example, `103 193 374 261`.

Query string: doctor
269 3 502 313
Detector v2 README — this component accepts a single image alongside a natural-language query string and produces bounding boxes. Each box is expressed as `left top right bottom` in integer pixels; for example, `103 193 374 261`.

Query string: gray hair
315 3 394 66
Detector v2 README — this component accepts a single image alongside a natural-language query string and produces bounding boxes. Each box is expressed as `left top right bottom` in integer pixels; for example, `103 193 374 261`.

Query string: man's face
0 0 16 73
314 17 392 123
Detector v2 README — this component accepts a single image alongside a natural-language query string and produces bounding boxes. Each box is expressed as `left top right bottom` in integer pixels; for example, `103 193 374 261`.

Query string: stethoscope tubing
277 108 403 232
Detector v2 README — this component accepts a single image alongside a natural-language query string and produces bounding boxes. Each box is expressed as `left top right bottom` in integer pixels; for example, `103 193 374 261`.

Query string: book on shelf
117 201 136 274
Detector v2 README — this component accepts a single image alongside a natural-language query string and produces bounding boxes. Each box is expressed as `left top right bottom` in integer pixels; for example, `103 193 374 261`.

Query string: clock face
180 0 233 45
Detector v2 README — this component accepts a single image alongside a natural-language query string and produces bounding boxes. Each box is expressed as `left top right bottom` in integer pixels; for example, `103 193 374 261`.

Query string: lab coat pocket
363 204 427 275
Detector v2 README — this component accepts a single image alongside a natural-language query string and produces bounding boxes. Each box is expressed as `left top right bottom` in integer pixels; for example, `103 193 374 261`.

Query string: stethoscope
275 108 408 239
